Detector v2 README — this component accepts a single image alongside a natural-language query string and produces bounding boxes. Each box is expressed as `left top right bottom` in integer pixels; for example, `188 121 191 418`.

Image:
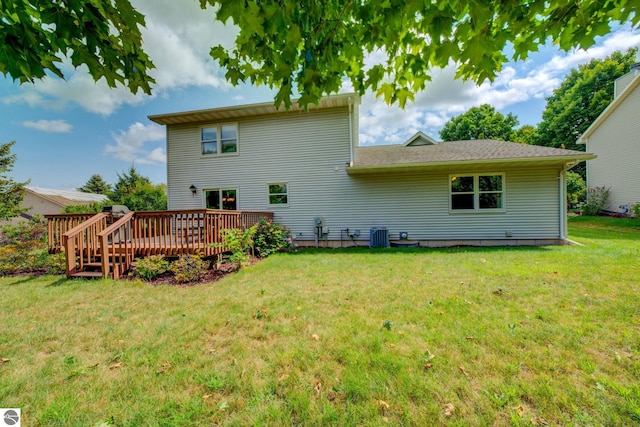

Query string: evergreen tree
79 174 111 195
0 141 29 221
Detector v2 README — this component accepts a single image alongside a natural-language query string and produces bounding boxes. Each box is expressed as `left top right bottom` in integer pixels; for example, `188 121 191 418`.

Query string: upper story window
201 124 238 155
268 183 288 206
450 174 504 211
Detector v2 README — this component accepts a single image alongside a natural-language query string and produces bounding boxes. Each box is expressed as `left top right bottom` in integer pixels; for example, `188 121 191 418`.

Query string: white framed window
201 123 238 155
450 173 504 212
268 183 288 206
205 188 237 210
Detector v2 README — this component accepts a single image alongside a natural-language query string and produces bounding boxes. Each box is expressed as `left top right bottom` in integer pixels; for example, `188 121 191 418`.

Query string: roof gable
26 187 108 207
403 131 439 146
578 71 640 144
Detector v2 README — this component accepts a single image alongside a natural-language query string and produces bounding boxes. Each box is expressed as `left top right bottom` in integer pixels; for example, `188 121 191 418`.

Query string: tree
439 104 518 141
79 174 111 195
0 141 29 221
511 125 539 145
204 0 639 108
109 165 166 211
536 48 637 177
0 0 154 94
2 1 637 109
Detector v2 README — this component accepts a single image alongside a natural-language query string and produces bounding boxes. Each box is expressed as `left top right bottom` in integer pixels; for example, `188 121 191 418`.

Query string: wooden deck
45 209 273 279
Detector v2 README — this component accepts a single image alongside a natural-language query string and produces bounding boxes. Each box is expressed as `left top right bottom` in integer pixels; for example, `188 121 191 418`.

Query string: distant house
578 63 640 213
19 187 108 221
149 94 594 247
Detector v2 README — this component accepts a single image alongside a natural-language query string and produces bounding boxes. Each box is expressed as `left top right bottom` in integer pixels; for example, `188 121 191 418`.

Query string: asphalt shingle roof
353 139 594 168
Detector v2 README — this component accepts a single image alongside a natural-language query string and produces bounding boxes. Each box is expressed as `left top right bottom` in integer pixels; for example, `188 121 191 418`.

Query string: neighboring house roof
403 131 439 146
577 71 640 144
25 186 108 207
148 93 360 126
348 140 595 175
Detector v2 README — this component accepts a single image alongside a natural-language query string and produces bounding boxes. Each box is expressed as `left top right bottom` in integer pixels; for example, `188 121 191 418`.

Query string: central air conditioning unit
370 227 389 248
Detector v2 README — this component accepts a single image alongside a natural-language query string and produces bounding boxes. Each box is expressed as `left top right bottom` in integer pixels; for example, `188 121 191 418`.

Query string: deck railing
99 212 135 280
48 209 274 278
61 213 109 276
45 213 95 253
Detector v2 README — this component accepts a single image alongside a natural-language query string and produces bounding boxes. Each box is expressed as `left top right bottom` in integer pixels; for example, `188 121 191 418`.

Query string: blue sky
1 0 639 190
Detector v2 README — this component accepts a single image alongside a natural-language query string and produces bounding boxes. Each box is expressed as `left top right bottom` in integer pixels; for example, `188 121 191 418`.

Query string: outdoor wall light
189 185 197 196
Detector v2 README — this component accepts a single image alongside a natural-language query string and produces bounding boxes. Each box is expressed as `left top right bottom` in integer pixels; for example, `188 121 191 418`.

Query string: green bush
253 219 291 258
566 172 586 209
131 255 170 281
219 226 257 268
629 202 640 219
582 187 610 216
170 254 208 283
46 252 66 275
0 218 49 275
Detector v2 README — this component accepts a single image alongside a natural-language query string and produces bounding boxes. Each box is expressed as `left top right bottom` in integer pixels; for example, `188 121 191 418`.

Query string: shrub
131 255 170 281
170 254 208 283
630 202 640 219
0 218 49 275
253 219 291 258
566 172 586 209
219 226 257 268
46 252 66 275
582 186 610 216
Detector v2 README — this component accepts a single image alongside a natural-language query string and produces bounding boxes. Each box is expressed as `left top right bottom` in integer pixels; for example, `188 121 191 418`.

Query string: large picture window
205 189 237 210
450 174 504 211
268 183 288 205
201 124 238 155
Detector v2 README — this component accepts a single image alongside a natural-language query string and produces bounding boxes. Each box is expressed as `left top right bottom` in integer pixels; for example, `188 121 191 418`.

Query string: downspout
559 162 579 241
348 96 354 167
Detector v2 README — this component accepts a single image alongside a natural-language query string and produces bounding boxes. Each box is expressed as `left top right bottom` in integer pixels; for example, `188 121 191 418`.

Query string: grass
1 217 639 426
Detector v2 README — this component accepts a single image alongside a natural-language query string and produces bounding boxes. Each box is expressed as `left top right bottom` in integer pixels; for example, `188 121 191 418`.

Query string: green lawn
1 217 639 426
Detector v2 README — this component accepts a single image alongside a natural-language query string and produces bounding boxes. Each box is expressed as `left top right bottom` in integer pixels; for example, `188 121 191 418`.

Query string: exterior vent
370 227 389 248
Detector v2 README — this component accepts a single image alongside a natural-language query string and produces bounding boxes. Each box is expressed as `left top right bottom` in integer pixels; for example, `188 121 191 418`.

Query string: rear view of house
578 62 640 213
149 94 594 247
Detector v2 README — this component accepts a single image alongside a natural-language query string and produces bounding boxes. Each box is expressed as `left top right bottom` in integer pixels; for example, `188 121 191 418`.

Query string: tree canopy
0 141 29 221
0 0 154 94
109 165 166 211
203 0 640 108
439 104 519 141
78 174 111 195
2 1 638 108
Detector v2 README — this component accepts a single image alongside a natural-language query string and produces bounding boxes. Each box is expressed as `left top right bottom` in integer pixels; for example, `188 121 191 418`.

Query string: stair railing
98 212 136 279
45 213 95 253
61 213 109 277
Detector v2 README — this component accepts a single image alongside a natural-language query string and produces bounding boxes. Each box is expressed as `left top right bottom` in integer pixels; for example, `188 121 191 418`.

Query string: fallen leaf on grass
465 336 474 341
202 394 212 400
1 358 10 364
311 334 320 341
156 361 172 374
459 365 469 376
423 363 433 371
443 403 455 417
515 404 526 416
313 381 322 395
373 399 390 412
109 362 124 370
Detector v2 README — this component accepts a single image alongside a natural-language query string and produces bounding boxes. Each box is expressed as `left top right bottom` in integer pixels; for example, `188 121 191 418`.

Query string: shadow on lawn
285 244 554 257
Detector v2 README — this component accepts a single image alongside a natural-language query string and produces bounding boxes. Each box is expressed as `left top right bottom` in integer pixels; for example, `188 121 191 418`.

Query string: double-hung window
205 189 237 210
201 124 238 155
450 174 504 211
268 183 288 206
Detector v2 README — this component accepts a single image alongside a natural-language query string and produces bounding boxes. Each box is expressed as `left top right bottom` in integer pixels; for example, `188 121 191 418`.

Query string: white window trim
267 182 289 207
200 122 239 157
203 187 239 210
449 173 505 213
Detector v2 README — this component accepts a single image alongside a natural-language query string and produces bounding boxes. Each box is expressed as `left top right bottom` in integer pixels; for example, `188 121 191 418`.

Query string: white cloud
357 27 640 145
104 122 166 164
21 119 72 133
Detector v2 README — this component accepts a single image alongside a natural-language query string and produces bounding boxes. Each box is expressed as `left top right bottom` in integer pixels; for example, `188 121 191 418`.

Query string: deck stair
46 209 273 279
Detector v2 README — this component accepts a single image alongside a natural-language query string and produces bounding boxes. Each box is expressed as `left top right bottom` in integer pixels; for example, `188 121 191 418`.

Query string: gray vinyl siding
586 85 640 212
166 108 563 242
